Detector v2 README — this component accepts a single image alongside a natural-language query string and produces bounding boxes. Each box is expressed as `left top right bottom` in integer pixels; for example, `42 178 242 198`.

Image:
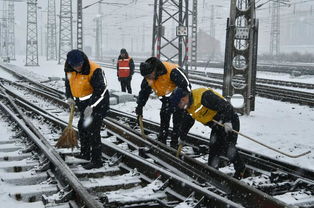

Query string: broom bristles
55 127 78 148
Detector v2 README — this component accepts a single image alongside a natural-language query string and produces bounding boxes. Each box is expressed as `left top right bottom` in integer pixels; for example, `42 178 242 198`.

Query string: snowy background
3 56 314 171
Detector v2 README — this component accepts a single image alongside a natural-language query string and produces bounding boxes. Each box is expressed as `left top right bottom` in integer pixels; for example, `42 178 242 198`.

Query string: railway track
99 63 314 107
0 70 246 207
0 64 313 207
101 56 314 75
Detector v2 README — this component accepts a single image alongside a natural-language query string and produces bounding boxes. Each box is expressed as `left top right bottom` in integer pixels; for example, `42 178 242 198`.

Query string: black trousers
119 77 132 94
208 113 245 173
78 112 103 164
159 98 184 147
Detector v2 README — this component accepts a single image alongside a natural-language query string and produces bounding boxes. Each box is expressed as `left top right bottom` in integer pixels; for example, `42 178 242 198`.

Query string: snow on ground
3 55 314 172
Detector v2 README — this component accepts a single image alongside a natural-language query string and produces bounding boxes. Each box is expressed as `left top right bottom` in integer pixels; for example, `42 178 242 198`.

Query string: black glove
135 106 143 116
66 98 75 106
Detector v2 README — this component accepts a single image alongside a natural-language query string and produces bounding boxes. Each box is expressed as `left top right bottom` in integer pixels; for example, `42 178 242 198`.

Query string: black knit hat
169 88 189 107
140 62 154 76
120 48 127 54
67 49 84 67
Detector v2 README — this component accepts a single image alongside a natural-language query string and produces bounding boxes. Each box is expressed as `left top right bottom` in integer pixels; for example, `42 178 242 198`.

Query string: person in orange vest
135 57 191 149
65 49 109 169
169 87 247 179
117 48 134 94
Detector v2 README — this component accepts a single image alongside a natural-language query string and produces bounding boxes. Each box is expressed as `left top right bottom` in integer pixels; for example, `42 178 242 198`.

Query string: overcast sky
5 0 314 58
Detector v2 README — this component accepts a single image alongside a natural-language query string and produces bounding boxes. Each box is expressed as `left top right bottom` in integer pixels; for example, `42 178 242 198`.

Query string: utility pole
77 0 83 50
38 7 43 56
47 0 57 60
223 0 258 115
151 0 189 74
8 0 15 60
0 0 9 59
25 0 39 66
95 2 103 61
270 0 280 56
190 0 197 71
210 5 215 38
141 23 145 53
58 0 73 64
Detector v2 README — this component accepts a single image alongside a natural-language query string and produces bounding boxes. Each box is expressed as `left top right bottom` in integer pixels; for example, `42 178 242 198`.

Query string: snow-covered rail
0 62 313 207
0 64 251 207
100 62 314 107
107 108 314 207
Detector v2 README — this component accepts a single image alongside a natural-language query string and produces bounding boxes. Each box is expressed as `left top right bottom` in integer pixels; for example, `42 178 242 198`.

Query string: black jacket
137 58 191 108
200 90 234 124
64 51 109 116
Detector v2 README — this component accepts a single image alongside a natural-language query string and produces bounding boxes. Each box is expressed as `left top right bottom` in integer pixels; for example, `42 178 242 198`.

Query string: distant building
157 29 222 63
281 9 314 53
196 29 221 61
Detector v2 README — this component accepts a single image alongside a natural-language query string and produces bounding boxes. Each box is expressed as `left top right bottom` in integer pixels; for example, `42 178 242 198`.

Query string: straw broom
55 104 78 148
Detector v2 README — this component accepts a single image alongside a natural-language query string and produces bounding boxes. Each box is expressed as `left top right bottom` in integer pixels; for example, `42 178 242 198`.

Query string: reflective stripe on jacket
67 61 100 98
118 57 131 78
187 88 225 124
146 62 178 97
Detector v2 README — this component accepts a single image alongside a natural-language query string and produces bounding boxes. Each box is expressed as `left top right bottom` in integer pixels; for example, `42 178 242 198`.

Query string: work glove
178 138 186 145
66 98 75 106
224 122 233 133
84 106 93 119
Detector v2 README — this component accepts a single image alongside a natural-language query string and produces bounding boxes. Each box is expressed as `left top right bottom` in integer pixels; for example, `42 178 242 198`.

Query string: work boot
83 161 102 170
74 154 90 161
170 141 178 150
157 136 167 144
234 167 251 180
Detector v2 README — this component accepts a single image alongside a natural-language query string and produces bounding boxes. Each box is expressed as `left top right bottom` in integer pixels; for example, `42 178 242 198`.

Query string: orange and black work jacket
116 56 134 78
65 55 109 115
137 61 191 108
187 88 235 125
117 57 131 78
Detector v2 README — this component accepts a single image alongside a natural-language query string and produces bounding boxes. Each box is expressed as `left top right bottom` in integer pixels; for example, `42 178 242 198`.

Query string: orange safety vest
146 62 178 97
67 61 100 98
187 88 225 124
118 57 131 78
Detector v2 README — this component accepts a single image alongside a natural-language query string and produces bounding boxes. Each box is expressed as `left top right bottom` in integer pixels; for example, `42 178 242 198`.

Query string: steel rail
0 85 103 208
0 76 247 207
0 64 64 98
0 73 291 207
103 117 293 208
100 63 314 107
108 109 314 182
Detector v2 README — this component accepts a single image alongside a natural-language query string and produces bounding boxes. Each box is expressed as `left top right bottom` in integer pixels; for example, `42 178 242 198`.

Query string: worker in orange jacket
135 57 191 149
169 87 247 179
65 49 109 169
117 48 134 94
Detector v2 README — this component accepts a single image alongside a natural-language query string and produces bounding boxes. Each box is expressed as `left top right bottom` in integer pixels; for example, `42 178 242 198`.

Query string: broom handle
68 104 75 128
176 144 183 158
212 119 311 158
138 115 145 137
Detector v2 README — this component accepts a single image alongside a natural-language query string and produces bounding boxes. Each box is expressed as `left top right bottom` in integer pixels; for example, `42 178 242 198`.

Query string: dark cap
140 62 154 76
67 49 84 67
169 88 189 107
120 48 127 54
